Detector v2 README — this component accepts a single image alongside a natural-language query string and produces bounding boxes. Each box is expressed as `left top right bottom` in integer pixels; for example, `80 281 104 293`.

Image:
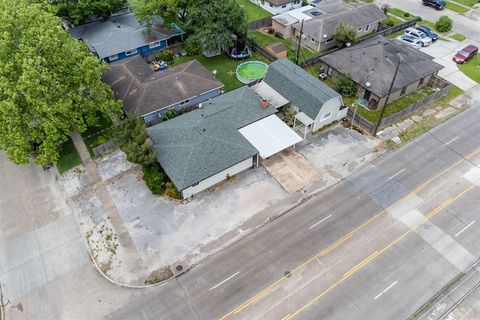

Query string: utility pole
373 56 403 136
295 19 305 65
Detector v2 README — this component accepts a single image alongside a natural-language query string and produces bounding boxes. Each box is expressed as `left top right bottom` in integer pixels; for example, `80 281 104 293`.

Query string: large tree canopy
0 0 121 165
48 0 127 25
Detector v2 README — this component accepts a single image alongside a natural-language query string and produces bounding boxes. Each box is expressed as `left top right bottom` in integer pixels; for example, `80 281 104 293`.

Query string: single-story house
69 13 185 63
280 1 386 52
147 86 302 198
250 0 303 15
319 35 444 110
102 55 224 126
255 59 347 133
272 5 315 39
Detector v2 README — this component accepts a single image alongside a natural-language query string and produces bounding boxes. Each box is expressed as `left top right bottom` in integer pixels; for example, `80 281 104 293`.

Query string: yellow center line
283 185 475 320
218 148 480 320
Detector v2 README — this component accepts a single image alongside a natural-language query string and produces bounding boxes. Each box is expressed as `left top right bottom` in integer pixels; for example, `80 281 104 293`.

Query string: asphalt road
2 108 480 319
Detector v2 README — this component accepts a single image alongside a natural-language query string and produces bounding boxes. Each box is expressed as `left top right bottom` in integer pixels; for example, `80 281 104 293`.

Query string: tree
334 21 357 47
115 117 156 167
48 0 127 25
436 15 453 32
337 74 357 97
134 0 196 24
0 0 121 165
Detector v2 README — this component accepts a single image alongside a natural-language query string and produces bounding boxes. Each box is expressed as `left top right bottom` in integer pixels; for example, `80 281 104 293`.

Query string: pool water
236 61 268 84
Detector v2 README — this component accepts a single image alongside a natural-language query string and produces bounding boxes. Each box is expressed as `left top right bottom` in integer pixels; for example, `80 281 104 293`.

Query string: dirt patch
144 266 174 285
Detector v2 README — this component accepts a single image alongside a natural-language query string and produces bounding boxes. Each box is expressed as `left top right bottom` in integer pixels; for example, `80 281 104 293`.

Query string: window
149 41 162 48
282 4 286 7
365 24 370 31
418 77 425 86
322 112 332 120
125 49 137 56
400 87 407 96
327 66 333 77
108 54 118 61
179 99 190 106
326 37 334 43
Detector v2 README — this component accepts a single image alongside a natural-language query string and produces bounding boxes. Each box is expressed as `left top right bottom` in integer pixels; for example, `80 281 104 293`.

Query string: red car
453 45 478 64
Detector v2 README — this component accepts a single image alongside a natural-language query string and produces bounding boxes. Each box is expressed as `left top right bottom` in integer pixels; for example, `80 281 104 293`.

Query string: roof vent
198 103 203 109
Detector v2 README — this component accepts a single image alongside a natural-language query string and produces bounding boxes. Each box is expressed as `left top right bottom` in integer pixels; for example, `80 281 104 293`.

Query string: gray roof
320 35 444 97
102 56 224 116
147 86 276 190
263 59 340 119
69 13 184 59
294 2 386 41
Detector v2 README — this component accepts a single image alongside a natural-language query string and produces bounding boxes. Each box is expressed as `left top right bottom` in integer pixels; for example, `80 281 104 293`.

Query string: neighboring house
102 55 224 126
319 35 444 110
273 0 386 52
257 59 347 132
69 12 185 63
250 0 303 15
147 86 302 198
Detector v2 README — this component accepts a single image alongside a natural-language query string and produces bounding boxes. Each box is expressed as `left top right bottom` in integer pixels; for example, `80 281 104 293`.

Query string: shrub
404 12 410 17
162 109 178 121
142 164 166 195
155 50 175 64
337 74 357 96
384 18 395 27
334 21 357 47
164 182 182 199
436 15 453 32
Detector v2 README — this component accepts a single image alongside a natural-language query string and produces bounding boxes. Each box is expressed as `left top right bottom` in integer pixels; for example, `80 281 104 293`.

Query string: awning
294 112 315 126
250 81 289 109
239 115 302 159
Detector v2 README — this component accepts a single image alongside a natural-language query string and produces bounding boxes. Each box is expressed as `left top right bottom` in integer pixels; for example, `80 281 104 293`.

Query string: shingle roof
320 35 444 97
69 13 184 59
102 56 224 117
263 59 340 119
266 0 296 6
147 87 276 190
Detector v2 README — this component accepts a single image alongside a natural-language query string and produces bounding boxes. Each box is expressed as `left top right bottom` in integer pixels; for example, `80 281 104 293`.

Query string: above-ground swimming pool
236 61 268 84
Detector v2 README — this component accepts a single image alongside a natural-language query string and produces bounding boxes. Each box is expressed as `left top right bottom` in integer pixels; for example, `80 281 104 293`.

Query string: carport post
256 154 259 167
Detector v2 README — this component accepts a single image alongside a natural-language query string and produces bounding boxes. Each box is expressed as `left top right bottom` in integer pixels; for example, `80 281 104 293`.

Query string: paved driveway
420 39 479 91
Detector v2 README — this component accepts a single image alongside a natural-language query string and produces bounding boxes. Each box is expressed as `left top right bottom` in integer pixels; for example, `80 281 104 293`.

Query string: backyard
57 139 82 174
235 0 271 22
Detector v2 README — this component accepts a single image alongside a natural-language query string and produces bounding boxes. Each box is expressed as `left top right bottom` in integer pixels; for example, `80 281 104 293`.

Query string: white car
396 35 422 49
404 27 432 46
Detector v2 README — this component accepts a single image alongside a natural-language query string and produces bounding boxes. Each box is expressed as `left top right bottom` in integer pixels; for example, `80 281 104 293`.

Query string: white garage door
239 115 302 159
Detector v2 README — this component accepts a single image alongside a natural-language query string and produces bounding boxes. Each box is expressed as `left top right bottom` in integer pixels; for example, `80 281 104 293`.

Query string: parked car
404 27 432 46
422 0 445 9
416 25 439 41
453 45 479 64
396 35 422 49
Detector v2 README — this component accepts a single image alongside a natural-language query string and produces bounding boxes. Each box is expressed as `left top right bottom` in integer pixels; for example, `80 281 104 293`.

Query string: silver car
404 27 432 46
396 35 422 49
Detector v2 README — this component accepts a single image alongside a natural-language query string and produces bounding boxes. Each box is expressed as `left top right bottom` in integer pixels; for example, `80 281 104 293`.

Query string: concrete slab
423 109 437 116
396 119 414 131
436 107 457 118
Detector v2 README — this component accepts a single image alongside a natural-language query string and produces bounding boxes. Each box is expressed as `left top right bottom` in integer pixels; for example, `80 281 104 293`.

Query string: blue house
69 13 185 63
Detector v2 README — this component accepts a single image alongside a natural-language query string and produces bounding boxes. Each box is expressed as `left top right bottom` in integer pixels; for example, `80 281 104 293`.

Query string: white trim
125 49 138 56
149 41 162 48
108 54 119 61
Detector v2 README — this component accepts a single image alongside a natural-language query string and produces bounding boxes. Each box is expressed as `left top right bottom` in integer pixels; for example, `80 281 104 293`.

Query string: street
2 105 480 320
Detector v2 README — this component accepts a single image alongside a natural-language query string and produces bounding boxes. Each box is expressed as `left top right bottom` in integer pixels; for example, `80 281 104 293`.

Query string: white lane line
455 220 476 238
388 169 406 181
209 272 240 291
308 215 332 230
445 136 459 145
374 281 398 300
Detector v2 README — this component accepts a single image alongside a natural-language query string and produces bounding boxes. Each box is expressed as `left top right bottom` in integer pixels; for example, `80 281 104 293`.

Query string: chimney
260 99 269 108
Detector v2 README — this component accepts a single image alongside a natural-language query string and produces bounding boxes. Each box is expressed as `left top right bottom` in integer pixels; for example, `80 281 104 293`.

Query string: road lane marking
308 215 332 230
342 251 379 279
374 281 398 300
219 148 480 320
455 220 476 238
388 169 406 180
281 185 474 320
209 272 240 291
445 136 459 145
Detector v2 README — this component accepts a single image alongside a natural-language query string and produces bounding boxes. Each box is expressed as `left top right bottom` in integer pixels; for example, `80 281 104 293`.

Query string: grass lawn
173 52 269 92
235 0 272 22
381 15 404 27
452 0 480 6
81 114 114 156
458 53 480 83
248 30 319 63
450 33 466 41
387 7 422 21
350 86 437 123
445 1 471 13
57 139 82 174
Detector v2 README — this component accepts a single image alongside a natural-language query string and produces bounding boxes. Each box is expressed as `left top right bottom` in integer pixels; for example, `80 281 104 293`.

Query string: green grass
235 0 272 22
445 0 471 12
381 15 404 27
451 0 480 6
387 7 422 21
450 33 466 41
81 114 114 156
57 139 82 174
248 30 319 63
418 21 466 41
458 53 480 83
173 52 268 92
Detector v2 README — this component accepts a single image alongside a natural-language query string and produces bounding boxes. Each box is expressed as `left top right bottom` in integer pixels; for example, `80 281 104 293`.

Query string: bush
384 18 395 27
142 164 166 195
155 50 175 65
334 21 357 47
403 12 410 17
337 74 357 96
162 109 178 121
436 15 453 32
164 182 182 199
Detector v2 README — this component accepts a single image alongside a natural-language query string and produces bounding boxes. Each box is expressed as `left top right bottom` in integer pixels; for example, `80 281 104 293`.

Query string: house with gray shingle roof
102 55 224 126
69 12 185 63
319 35 444 110
147 86 302 198
249 0 303 15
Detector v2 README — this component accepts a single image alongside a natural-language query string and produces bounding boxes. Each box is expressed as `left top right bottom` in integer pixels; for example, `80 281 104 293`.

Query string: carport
239 115 302 161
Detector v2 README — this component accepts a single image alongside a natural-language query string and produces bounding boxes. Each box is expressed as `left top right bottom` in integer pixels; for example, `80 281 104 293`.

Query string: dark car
423 0 445 9
416 25 439 41
453 45 478 64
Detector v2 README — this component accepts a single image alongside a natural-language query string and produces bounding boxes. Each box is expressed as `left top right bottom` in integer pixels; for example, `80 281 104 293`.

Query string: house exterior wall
375 74 434 109
312 96 346 131
272 20 289 38
103 39 169 63
143 88 222 126
181 157 254 198
250 0 302 14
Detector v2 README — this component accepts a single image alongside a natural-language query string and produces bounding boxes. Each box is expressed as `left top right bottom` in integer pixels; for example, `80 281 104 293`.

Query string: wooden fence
248 16 273 30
